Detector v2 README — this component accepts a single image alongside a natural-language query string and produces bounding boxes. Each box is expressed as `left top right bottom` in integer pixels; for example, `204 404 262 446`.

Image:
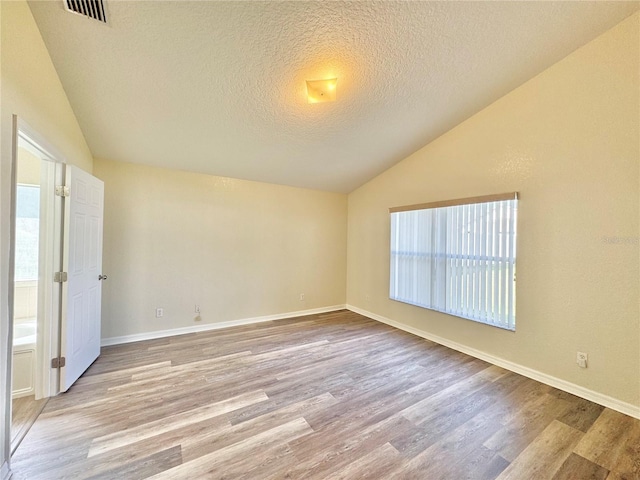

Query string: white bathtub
13 319 37 398
14 320 36 347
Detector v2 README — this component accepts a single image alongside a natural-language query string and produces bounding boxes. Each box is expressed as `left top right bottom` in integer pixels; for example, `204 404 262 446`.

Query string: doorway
9 124 64 453
8 118 105 456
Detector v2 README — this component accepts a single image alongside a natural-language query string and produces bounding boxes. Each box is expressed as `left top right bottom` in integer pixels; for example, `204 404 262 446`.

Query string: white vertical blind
390 196 518 330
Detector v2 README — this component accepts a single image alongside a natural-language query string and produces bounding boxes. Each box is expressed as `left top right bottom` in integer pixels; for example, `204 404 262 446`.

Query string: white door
60 165 104 392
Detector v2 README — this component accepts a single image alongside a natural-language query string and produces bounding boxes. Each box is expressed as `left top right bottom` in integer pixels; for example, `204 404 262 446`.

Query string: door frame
9 116 67 407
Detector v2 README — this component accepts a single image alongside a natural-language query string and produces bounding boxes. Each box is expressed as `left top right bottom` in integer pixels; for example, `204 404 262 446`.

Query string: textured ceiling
29 1 639 193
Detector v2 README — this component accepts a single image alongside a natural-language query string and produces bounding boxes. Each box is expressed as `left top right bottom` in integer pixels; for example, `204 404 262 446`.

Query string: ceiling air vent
64 0 107 23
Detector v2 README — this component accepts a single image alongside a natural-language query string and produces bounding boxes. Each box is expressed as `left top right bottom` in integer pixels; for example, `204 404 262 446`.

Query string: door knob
98 274 108 280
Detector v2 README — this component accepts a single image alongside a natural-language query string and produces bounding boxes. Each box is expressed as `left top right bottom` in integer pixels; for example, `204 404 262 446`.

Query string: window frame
389 192 518 331
15 183 41 282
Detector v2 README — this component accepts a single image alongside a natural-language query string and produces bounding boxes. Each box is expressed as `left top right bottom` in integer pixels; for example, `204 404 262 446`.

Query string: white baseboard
347 304 640 420
101 305 347 347
1 461 11 480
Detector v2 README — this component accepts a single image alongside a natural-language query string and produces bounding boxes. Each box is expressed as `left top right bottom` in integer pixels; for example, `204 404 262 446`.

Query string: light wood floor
10 310 640 479
11 395 48 454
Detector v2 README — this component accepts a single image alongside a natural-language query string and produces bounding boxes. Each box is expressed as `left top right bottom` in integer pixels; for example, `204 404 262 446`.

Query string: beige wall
16 147 41 185
0 0 93 473
93 159 347 339
347 13 640 408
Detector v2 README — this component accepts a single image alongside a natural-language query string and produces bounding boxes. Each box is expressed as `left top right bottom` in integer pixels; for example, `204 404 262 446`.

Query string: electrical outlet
195 305 200 314
299 293 305 301
156 308 164 318
576 351 588 368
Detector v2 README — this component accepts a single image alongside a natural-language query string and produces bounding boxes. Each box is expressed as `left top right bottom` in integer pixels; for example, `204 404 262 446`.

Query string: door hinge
51 357 66 369
55 186 70 197
54 271 68 283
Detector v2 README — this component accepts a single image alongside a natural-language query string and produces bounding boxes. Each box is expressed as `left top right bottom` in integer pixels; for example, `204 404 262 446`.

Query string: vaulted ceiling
29 1 639 192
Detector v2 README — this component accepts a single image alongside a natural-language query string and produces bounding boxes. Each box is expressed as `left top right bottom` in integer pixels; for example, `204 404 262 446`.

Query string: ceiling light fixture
306 78 337 104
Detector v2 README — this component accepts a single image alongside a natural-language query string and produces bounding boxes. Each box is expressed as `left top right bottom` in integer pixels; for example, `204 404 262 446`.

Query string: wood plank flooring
10 310 640 479
11 395 48 454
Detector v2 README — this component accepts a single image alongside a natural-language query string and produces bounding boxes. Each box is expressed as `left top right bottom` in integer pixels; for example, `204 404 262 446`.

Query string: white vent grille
65 0 107 23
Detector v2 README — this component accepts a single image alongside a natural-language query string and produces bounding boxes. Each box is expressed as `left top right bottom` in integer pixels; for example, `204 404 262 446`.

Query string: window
15 185 40 282
389 193 518 330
